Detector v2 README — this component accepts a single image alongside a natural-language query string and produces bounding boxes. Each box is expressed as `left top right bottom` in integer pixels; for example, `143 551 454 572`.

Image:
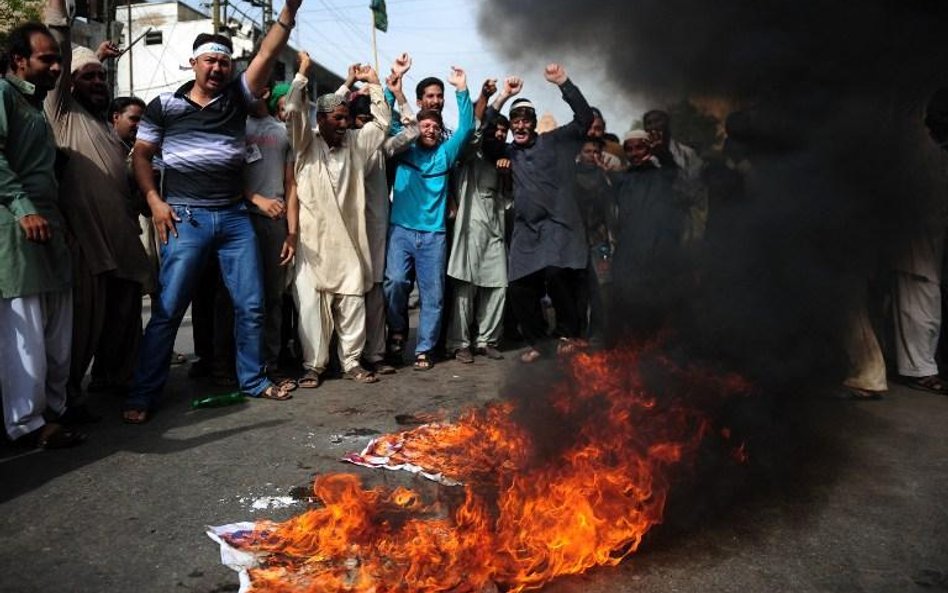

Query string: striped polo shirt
138 73 254 206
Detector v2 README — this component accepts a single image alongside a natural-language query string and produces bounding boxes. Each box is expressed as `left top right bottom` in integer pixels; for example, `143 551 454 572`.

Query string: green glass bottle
190 391 247 409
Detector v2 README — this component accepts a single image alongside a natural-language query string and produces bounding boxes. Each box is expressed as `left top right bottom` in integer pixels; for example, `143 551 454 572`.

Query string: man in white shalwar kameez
334 55 418 375
284 52 390 387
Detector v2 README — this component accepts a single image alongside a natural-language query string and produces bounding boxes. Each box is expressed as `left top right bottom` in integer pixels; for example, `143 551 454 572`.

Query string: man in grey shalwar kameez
447 105 510 362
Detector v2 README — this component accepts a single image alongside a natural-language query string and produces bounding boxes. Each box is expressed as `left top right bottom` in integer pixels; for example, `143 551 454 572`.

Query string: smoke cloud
479 0 948 391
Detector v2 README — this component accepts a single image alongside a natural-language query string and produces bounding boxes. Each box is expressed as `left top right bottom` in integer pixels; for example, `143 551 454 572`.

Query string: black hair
349 93 371 118
590 106 604 122
491 114 510 129
109 96 146 119
603 132 620 144
191 33 233 52
417 108 444 129
415 77 444 101
2 22 55 73
643 109 669 124
582 137 605 149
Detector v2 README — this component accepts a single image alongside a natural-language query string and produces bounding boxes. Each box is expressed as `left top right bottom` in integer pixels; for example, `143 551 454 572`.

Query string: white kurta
286 74 390 296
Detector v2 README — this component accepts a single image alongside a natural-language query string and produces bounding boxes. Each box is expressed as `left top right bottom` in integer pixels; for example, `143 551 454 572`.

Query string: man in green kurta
446 80 510 362
0 22 84 448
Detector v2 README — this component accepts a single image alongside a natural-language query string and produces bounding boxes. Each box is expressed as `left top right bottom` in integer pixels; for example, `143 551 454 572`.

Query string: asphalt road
1 309 947 593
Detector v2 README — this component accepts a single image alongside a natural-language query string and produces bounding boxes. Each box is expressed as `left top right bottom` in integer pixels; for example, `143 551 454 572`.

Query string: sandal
519 348 541 364
273 377 298 392
122 409 149 424
258 383 293 401
298 369 321 389
36 423 86 449
413 352 434 371
901 374 948 395
345 365 379 384
170 351 188 366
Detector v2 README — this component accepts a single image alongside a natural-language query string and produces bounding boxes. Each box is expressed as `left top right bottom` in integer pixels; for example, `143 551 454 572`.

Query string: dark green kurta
0 76 71 299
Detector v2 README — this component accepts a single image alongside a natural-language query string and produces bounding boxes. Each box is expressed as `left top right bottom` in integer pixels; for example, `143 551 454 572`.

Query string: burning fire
225 345 752 592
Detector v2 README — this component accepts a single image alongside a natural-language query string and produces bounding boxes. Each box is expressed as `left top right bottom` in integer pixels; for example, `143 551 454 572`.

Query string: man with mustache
285 52 391 387
0 19 85 448
43 0 153 420
123 0 303 423
485 65 595 363
384 66 474 371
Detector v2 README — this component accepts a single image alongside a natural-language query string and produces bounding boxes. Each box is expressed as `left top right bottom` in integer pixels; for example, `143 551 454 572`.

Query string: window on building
145 31 163 45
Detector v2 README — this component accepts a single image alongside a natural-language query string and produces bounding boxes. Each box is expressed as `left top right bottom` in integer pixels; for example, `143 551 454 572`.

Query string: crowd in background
3 0 948 450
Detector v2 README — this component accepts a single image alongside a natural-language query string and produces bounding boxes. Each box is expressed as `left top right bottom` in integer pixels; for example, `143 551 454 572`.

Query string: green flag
370 0 387 32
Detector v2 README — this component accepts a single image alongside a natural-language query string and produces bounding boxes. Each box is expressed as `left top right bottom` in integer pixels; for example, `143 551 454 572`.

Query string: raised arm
244 0 301 97
544 63 594 140
382 71 418 157
484 76 522 127
383 52 412 135
353 65 391 158
441 66 475 165
42 0 71 118
285 51 314 156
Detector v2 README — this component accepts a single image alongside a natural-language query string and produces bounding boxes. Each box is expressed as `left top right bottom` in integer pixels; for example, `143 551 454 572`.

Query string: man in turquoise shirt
384 66 474 370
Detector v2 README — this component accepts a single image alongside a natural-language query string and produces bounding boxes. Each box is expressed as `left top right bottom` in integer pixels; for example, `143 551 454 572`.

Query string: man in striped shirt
123 0 302 423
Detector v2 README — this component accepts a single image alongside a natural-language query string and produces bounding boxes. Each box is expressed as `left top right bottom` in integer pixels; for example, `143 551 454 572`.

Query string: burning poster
209 345 752 593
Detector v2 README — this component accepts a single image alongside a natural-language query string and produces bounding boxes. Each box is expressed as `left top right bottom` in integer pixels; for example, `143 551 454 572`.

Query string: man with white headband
43 0 153 424
124 0 303 423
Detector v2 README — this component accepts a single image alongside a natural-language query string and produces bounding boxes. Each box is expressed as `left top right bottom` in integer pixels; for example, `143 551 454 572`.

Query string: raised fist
544 63 567 85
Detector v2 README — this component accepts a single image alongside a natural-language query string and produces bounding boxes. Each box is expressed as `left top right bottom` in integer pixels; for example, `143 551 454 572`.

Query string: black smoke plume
479 0 948 392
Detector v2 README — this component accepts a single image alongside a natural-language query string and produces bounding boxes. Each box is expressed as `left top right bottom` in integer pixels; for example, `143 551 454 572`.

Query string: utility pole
212 0 220 32
126 0 133 94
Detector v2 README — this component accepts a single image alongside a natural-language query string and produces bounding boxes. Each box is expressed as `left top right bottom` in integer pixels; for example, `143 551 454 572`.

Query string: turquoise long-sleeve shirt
389 89 473 232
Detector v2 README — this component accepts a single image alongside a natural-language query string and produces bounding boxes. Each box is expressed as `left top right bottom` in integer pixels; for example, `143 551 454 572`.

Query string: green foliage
0 0 45 50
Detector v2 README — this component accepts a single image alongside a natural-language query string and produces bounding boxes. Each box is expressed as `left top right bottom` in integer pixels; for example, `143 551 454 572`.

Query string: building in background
112 0 342 103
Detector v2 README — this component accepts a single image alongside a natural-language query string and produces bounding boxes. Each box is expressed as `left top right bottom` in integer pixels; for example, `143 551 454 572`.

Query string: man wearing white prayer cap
124 0 304 421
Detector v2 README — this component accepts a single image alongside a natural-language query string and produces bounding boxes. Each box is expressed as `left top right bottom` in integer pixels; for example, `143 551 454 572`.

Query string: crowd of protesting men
2 0 948 449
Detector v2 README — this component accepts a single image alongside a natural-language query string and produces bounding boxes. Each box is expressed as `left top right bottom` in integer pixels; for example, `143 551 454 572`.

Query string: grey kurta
44 20 152 288
447 129 509 288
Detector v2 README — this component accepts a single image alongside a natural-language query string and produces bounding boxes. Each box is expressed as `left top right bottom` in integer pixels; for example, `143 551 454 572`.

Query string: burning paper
209 346 752 593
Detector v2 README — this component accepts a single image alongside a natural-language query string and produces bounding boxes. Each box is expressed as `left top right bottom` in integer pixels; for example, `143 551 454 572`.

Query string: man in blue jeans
123 2 302 423
384 66 474 371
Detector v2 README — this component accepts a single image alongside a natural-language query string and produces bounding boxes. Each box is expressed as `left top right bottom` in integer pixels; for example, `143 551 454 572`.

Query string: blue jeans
383 225 446 355
126 203 270 411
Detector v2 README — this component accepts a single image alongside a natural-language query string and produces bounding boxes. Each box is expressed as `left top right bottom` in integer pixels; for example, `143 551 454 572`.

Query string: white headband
193 42 232 59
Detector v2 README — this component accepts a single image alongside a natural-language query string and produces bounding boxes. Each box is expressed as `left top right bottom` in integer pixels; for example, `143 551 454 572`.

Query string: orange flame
228 345 752 592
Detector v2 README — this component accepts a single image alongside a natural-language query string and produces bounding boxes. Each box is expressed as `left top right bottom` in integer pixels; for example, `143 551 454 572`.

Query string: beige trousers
294 272 366 374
